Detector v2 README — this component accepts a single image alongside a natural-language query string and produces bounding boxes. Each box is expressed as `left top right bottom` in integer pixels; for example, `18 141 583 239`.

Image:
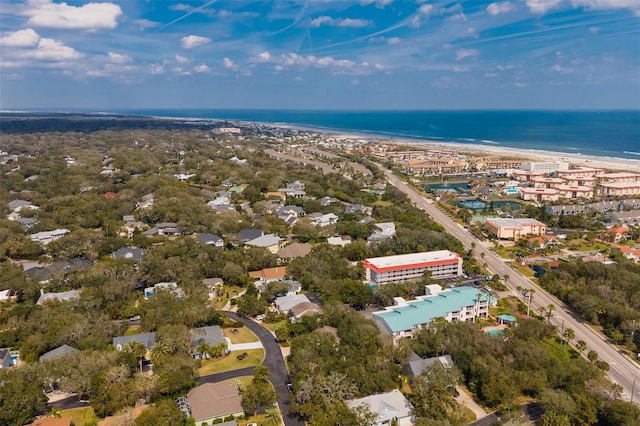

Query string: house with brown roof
249 266 288 285
186 382 244 425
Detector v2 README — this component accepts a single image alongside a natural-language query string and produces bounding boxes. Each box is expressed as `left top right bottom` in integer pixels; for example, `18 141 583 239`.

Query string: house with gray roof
112 332 156 351
0 348 14 368
39 345 80 363
196 233 224 247
401 353 455 378
236 228 264 242
189 326 227 359
37 289 80 305
245 233 283 254
346 390 415 426
112 246 143 261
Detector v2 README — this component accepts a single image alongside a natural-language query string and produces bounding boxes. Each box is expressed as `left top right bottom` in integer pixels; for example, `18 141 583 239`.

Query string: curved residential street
384 168 640 403
223 311 304 426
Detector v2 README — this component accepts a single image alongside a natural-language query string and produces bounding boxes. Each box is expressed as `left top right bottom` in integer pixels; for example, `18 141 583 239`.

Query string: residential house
0 289 16 302
189 326 228 359
605 226 629 243
245 233 283 254
236 228 264 243
319 196 339 206
207 196 231 209
144 282 185 300
174 173 196 181
112 246 143 261
277 205 305 226
612 210 640 225
291 301 322 322
277 181 306 199
196 233 224 247
249 266 288 286
368 222 396 243
112 332 156 352
36 289 80 305
212 204 236 213
186 383 244 426
278 242 312 260
39 345 80 362
29 229 69 245
326 236 352 247
274 294 312 313
372 285 491 339
344 203 371 215
142 222 184 236
25 258 92 284
136 194 154 210
310 213 339 227
617 246 640 262
120 216 146 238
401 353 455 378
0 348 14 368
8 199 39 212
346 390 415 426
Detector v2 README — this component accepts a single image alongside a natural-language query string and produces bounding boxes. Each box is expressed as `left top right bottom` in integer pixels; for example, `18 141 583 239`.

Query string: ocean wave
481 139 499 144
623 151 640 156
461 138 476 142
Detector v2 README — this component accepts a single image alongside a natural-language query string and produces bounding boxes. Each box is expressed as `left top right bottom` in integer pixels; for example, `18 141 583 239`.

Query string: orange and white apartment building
362 250 463 286
598 173 640 197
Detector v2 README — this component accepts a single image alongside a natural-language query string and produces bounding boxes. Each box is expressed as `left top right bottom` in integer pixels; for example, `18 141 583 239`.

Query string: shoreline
269 122 640 173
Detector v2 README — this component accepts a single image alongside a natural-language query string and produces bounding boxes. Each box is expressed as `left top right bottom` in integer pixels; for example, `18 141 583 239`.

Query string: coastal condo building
362 250 463 286
373 284 491 339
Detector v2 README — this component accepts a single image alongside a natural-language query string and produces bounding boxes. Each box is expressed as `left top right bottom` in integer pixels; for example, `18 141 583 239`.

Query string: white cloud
250 51 272 63
181 35 211 49
310 16 371 28
294 76 304 82
194 64 209 73
0 28 40 47
360 0 393 8
409 15 422 28
418 4 434 15
571 0 640 15
453 66 469 72
350 79 360 86
526 0 562 15
106 52 131 64
552 64 574 73
223 57 238 71
133 19 159 29
149 64 165 75
589 26 600 34
431 77 451 89
175 55 190 64
449 13 467 22
28 38 83 61
456 48 479 61
387 37 401 45
487 2 513 15
21 0 123 30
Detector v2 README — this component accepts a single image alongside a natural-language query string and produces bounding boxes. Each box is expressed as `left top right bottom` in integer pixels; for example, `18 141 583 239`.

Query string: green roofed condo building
373 285 491 339
362 250 463 286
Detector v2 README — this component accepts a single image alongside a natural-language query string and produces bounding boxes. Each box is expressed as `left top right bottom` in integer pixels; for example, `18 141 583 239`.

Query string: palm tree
149 341 170 365
576 340 587 355
264 408 281 426
545 304 555 323
124 339 147 372
563 328 575 354
197 342 214 359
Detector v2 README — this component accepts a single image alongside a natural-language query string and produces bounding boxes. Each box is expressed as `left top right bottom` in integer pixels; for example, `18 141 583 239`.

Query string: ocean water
120 110 639 160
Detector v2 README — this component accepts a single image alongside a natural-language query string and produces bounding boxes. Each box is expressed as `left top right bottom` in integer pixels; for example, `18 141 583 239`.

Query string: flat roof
363 250 460 270
486 218 545 228
520 188 559 194
600 182 640 188
373 286 489 333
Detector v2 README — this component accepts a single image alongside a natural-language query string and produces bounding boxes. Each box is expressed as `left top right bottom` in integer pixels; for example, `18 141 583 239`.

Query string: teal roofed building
373 285 493 339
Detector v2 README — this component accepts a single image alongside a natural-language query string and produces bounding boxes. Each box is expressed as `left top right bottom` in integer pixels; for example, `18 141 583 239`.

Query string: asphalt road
224 311 304 426
384 169 640 402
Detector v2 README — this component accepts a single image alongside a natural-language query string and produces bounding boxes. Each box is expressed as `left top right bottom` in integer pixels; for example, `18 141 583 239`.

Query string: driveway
224 311 304 426
454 386 487 421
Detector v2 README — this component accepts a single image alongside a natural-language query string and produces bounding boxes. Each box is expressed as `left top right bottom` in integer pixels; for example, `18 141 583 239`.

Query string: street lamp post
526 292 532 317
632 377 636 404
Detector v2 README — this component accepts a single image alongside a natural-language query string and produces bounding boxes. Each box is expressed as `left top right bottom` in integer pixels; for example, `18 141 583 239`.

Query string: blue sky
1 0 639 110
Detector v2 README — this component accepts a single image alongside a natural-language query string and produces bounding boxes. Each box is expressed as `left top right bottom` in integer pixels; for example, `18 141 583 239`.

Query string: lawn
58 407 99 425
261 319 288 333
225 326 259 344
212 285 245 309
198 349 264 376
124 325 141 336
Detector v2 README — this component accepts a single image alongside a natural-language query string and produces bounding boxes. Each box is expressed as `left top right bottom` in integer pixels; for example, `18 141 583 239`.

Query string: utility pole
632 377 636 404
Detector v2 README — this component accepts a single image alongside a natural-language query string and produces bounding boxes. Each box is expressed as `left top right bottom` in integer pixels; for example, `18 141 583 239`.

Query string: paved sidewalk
227 341 264 351
455 386 487 421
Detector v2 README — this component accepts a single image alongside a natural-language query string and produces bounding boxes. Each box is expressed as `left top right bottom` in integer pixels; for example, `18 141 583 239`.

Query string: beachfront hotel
521 161 569 174
362 250 463 286
372 285 490 339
